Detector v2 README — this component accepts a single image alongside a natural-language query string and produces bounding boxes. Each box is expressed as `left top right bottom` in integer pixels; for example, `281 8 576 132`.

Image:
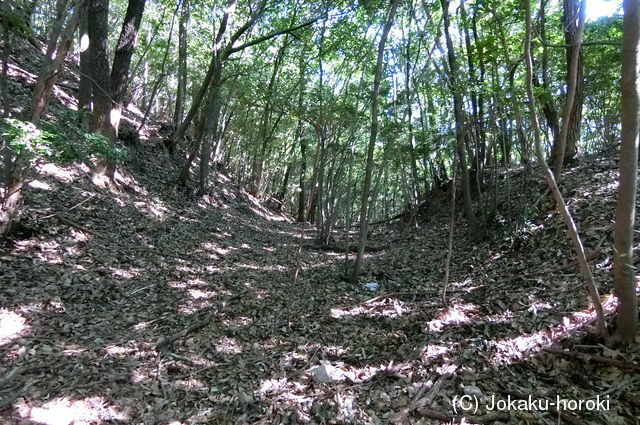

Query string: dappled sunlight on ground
37 162 84 183
2 153 637 423
28 179 54 191
110 267 141 279
214 336 243 354
16 397 127 425
0 310 29 346
489 292 622 364
426 302 479 332
330 297 411 319
420 343 455 362
133 198 169 219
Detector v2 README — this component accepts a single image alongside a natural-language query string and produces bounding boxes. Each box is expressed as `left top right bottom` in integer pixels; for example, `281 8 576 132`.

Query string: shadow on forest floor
1 153 639 425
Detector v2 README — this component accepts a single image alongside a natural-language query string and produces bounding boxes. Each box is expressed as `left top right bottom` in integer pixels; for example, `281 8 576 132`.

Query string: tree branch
228 17 318 55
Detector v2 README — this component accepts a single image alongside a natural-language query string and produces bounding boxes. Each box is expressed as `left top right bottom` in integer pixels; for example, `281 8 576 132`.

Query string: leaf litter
0 152 638 425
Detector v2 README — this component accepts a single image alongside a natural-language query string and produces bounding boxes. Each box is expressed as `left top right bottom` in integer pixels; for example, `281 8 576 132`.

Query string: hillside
1 2 639 425
1 123 638 424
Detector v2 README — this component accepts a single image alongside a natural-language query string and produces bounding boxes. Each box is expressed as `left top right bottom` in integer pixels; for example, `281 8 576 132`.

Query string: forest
0 0 639 423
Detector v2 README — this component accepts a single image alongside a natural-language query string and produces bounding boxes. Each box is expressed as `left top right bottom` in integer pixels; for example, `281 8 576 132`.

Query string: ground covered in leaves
1 147 639 425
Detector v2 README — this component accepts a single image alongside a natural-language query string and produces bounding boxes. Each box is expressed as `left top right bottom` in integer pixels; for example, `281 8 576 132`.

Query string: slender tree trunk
351 0 399 283
198 58 223 193
343 144 355 278
537 0 560 148
523 0 607 338
277 155 293 208
1 19 9 119
442 131 458 307
138 2 177 131
441 0 482 241
173 0 189 126
29 0 83 123
612 0 639 344
402 10 420 205
297 137 307 222
78 6 92 128
253 41 287 194
551 0 585 179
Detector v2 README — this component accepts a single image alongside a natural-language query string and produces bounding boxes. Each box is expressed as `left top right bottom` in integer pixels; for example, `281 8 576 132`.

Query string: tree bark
110 0 145 106
88 0 114 139
253 39 287 193
78 6 92 128
198 58 223 193
1 17 9 119
297 137 307 222
612 0 639 344
173 0 189 126
351 0 399 283
441 0 482 241
523 0 607 339
551 0 585 178
29 0 83 123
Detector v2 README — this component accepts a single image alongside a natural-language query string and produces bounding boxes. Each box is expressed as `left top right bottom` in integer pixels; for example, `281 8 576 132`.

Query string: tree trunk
78 6 92 128
441 0 482 241
198 58 223 193
1 19 9 118
253 40 287 193
523 0 607 339
29 0 83 124
537 0 560 148
1 25 8 176
138 4 177 131
88 0 114 144
110 0 145 106
351 0 399 283
173 0 189 126
551 0 585 177
612 0 639 344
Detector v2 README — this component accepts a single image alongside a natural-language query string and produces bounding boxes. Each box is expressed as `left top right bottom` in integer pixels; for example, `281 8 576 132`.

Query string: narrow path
1 156 637 424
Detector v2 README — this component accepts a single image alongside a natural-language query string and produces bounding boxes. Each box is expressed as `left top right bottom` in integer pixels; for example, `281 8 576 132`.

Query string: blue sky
586 0 622 20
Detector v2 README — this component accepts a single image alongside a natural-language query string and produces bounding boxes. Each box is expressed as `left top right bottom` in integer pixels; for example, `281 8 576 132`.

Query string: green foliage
1 113 126 165
0 2 30 36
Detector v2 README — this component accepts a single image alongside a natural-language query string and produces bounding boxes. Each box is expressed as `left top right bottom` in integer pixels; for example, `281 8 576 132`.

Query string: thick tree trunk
110 0 145 106
88 0 114 140
351 0 399 283
612 0 639 344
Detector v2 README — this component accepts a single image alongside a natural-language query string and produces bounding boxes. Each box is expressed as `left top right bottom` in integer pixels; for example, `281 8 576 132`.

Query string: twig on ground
42 213 97 235
544 348 640 371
